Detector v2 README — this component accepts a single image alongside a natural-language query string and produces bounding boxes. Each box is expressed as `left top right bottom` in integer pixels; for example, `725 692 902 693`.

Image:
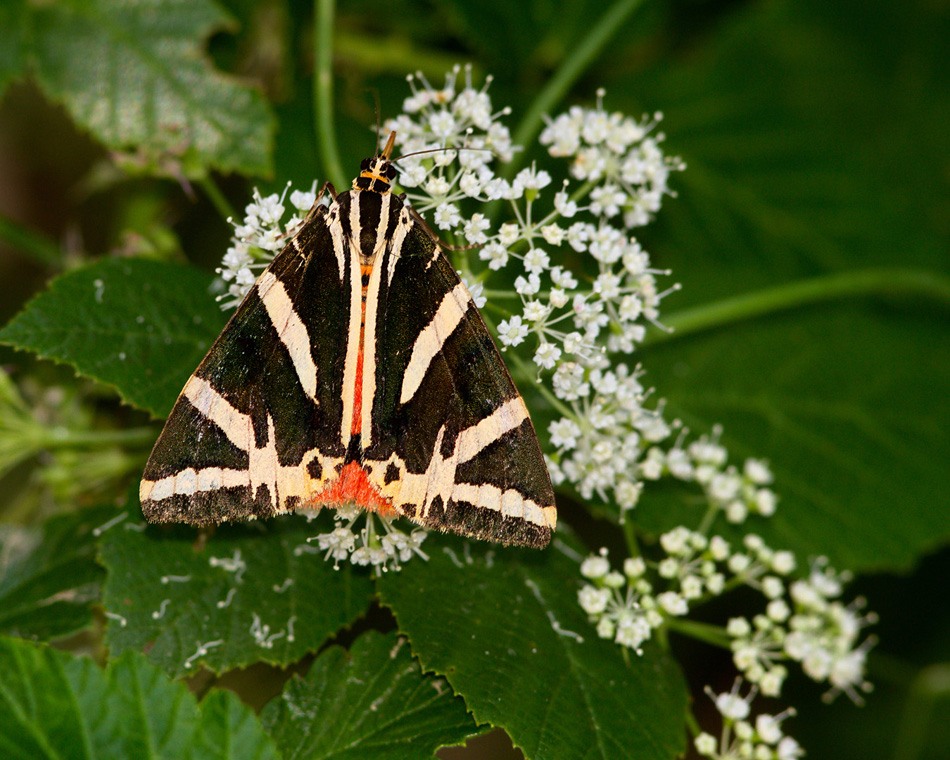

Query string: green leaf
262 630 479 759
601 0 950 573
377 536 688 760
640 301 950 573
0 0 28 99
0 507 113 641
26 0 275 177
0 258 227 418
0 634 280 760
99 504 375 678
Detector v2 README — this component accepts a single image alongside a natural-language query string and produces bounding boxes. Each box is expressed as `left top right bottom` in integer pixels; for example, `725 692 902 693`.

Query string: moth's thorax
336 187 405 264
352 154 396 194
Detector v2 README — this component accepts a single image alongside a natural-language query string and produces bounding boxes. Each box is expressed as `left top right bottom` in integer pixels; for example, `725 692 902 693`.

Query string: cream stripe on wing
257 271 318 401
141 466 250 502
328 206 346 280
399 282 472 405
357 192 393 446
454 397 529 464
387 211 413 285
183 375 253 453
339 217 363 448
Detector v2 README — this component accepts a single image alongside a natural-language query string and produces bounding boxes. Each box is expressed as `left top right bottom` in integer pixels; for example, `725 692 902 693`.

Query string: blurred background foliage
0 0 948 758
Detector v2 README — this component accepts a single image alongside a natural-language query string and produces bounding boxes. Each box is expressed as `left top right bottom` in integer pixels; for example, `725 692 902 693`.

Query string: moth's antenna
372 91 382 155
392 146 492 163
382 131 397 160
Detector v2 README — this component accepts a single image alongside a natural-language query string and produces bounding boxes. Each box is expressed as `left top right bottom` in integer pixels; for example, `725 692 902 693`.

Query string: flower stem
314 0 346 189
507 0 647 177
647 268 950 347
197 177 237 222
893 662 950 760
665 617 732 648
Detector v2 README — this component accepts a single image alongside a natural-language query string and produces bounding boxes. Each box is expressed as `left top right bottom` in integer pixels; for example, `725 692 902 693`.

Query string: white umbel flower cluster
217 184 320 309
305 503 428 573
694 680 804 760
578 532 876 703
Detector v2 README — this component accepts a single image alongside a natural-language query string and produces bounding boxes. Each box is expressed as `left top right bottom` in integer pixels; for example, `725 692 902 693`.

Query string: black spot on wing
384 462 400 484
307 458 323 480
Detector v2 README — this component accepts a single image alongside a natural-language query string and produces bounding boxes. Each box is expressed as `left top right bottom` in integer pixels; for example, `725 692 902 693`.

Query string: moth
140 132 556 548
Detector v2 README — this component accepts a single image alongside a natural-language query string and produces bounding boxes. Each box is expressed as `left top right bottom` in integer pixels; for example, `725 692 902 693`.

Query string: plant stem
502 342 574 419
664 617 731 648
37 426 158 450
893 663 950 760
314 0 346 189
0 214 61 266
647 268 950 347
507 0 647 178
197 177 237 222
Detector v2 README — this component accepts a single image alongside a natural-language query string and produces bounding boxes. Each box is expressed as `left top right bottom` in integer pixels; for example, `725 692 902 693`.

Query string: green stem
36 426 157 450
314 0 346 189
622 517 639 557
0 214 61 266
665 617 732 648
647 268 950 347
197 177 237 222
507 0 647 178
893 662 950 760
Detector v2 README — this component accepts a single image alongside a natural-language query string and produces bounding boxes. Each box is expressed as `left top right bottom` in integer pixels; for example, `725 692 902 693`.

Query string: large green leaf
262 630 479 759
16 0 276 177
0 635 279 760
638 301 950 572
0 0 28 99
0 507 112 641
377 535 688 760
0 258 226 418
99 504 375 678
593 0 950 573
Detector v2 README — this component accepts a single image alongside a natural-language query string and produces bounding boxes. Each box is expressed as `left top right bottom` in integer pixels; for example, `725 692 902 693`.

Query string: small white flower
524 247 551 273
744 458 774 484
534 342 562 369
433 203 461 229
512 165 552 197
549 418 581 449
541 224 566 245
550 265 579 289
461 277 487 308
459 172 483 197
522 300 549 322
657 591 688 616
694 733 717 756
554 190 578 217
624 557 646 578
289 188 317 211
514 273 541 295
463 213 491 244
425 175 451 197
578 585 611 615
772 551 796 576
480 241 510 270
580 551 610 579
497 315 530 346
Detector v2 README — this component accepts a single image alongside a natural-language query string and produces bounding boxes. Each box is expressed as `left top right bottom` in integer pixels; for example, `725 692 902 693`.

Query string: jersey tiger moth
140 132 557 548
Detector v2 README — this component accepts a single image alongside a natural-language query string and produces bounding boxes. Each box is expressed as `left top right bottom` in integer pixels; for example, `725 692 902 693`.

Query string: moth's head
354 131 398 193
